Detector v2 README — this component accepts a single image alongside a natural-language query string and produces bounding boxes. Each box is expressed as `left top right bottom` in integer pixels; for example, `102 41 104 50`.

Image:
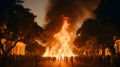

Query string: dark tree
0 0 39 67
74 0 120 56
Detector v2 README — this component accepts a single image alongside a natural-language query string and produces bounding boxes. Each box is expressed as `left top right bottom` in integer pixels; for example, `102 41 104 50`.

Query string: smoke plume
44 0 100 40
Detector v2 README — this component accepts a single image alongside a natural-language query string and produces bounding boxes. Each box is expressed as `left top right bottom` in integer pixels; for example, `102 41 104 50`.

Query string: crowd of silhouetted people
0 54 120 67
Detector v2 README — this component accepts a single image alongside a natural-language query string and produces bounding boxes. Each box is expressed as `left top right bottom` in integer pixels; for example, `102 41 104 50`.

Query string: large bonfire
43 16 75 59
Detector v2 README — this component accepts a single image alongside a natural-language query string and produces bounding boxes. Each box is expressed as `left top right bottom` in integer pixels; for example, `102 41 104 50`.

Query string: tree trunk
0 39 23 67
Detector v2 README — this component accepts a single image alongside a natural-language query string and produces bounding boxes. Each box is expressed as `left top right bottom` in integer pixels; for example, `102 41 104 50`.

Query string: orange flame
43 16 75 59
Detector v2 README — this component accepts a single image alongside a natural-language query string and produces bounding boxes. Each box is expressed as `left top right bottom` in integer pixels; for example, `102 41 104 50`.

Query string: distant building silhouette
105 47 111 56
114 40 120 53
0 38 26 55
11 42 26 55
98 47 111 56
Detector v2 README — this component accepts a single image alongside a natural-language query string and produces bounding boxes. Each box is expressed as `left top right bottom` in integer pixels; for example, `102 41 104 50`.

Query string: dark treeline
75 0 120 57
0 0 45 67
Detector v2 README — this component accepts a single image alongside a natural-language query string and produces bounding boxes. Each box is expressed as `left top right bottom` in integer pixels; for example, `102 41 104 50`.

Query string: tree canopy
74 0 120 56
0 1 45 66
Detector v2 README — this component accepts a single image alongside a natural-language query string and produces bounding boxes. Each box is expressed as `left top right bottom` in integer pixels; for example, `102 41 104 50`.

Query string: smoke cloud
44 0 100 39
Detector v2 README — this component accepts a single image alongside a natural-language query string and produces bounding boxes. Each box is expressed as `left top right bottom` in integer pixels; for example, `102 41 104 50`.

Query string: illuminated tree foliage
75 0 120 56
0 0 44 66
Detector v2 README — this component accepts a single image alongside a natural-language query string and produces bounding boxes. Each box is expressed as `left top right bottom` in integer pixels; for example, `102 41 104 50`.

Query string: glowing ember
43 16 75 59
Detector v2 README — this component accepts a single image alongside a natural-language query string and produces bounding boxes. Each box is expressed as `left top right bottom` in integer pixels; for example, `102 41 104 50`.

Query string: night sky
23 0 48 27
22 0 100 28
22 0 120 34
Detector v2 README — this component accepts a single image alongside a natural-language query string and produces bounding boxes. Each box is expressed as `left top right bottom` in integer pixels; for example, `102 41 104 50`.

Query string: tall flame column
43 16 75 59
